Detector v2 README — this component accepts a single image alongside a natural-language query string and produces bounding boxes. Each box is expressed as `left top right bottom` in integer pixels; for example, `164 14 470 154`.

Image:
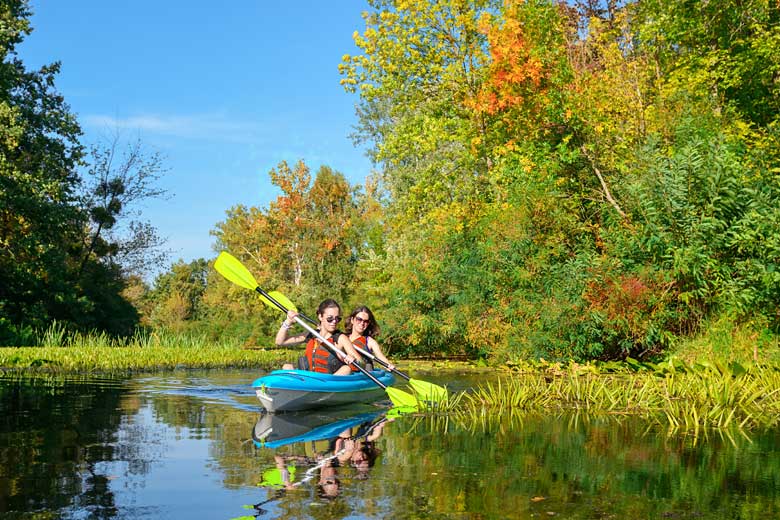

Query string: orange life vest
304 332 343 374
350 335 373 372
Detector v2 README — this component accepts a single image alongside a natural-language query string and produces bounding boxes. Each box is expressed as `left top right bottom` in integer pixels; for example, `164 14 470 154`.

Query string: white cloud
82 112 273 144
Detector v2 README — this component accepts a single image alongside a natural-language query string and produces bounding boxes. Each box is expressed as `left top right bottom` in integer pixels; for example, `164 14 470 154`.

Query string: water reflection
0 371 262 519
0 375 131 518
2 371 780 519
390 411 780 519
251 407 391 514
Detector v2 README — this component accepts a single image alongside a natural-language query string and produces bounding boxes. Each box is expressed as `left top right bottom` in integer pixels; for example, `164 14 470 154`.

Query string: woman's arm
337 334 358 365
275 311 307 346
368 337 394 370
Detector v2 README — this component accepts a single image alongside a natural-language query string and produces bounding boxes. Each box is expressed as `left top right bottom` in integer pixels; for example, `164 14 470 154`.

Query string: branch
581 146 627 220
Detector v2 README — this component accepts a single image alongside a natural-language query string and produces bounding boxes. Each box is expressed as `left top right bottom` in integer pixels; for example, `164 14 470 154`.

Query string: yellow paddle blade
213 253 281 310
267 291 297 312
409 379 448 402
387 405 418 418
386 386 418 408
214 252 258 291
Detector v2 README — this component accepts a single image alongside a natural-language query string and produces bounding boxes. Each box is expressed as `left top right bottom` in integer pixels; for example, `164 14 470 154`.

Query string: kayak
252 408 384 448
251 369 396 412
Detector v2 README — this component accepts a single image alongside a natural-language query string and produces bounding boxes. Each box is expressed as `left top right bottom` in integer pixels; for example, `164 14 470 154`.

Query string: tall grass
33 321 246 349
0 322 292 374
457 358 780 433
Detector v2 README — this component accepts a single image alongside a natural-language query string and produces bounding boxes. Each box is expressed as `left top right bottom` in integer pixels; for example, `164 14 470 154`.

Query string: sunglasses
353 316 370 325
324 315 342 324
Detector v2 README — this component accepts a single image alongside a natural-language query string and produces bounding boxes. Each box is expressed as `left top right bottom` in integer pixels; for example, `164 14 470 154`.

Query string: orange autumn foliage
470 11 546 116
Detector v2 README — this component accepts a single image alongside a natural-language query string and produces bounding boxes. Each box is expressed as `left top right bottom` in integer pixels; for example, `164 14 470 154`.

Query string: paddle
214 251 418 408
268 290 448 402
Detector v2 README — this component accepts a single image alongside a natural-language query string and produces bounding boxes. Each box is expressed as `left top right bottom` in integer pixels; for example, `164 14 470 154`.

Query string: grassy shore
0 328 294 373
3 327 778 435
0 345 295 374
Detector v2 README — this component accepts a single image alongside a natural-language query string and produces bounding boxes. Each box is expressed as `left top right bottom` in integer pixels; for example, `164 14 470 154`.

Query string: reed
0 322 297 373
456 359 780 432
0 344 294 374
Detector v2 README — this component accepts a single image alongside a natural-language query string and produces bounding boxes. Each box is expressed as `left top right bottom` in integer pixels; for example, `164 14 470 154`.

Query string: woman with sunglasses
345 305 395 372
275 298 359 375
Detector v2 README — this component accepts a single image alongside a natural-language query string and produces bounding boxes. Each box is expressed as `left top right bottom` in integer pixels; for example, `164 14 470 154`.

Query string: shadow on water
2 370 780 519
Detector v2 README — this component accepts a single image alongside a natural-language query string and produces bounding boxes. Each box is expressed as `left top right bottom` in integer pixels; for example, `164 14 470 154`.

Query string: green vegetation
2 1 779 365
0 326 292 373
455 358 780 434
0 345 287 373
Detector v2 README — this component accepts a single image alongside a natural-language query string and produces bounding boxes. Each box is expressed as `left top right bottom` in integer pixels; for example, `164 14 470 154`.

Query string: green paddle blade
214 252 258 291
409 379 448 402
259 465 297 488
267 291 297 312
386 386 419 408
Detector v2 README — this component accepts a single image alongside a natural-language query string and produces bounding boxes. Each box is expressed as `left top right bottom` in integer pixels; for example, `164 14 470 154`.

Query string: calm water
1 369 779 519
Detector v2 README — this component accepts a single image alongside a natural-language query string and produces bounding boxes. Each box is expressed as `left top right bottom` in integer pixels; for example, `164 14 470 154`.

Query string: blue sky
19 1 373 276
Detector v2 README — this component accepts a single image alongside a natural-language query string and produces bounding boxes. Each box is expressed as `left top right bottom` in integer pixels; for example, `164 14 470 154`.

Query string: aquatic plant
0 344 294 374
457 358 780 432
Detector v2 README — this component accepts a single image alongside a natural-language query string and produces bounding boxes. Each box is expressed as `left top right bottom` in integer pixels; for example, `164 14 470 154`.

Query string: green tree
636 0 780 126
0 0 84 340
0 2 161 341
340 0 780 361
341 0 584 358
340 0 499 220
207 160 364 344
146 258 209 331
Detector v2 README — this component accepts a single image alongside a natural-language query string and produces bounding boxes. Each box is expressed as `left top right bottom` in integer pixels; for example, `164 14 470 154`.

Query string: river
1 369 778 519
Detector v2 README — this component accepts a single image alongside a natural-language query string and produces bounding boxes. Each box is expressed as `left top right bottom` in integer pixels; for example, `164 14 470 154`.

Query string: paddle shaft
255 287 387 389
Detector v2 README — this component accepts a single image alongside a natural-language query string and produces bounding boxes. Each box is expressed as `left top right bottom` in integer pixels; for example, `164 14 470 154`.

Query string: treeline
151 0 780 361
1 1 166 344
4 0 780 362
336 0 778 361
137 160 381 347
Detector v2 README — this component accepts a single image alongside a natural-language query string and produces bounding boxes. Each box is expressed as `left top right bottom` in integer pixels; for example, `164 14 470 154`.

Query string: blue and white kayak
251 369 396 412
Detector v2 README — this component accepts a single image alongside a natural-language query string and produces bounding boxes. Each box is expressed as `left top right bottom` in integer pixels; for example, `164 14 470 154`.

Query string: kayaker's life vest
350 335 374 372
304 332 344 374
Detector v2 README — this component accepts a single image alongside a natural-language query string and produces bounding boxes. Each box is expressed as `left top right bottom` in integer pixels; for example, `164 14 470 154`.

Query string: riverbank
0 345 295 374
3 344 778 435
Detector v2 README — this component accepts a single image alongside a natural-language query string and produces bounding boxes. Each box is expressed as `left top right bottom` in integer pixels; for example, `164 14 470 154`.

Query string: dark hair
317 299 341 317
351 443 380 479
345 305 380 337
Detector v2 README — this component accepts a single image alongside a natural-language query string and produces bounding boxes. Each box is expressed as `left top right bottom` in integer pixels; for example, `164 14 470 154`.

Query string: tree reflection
0 377 129 518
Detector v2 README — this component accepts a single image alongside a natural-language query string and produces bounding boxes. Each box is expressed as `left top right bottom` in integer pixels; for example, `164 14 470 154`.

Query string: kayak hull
251 369 395 412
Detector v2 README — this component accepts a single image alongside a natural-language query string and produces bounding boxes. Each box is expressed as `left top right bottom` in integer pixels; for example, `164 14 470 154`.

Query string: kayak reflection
251 407 393 508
